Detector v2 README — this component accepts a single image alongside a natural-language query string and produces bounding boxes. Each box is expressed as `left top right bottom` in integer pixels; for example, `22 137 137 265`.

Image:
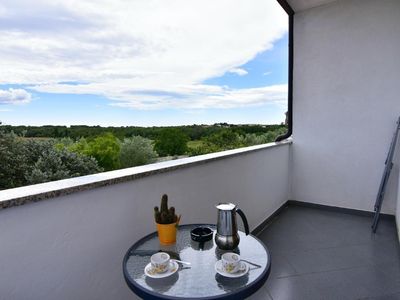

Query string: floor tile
248 284 273 300
268 254 297 279
257 205 400 300
266 265 399 300
360 292 400 300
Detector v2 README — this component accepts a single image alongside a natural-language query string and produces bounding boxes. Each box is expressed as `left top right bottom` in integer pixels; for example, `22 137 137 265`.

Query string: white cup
221 252 241 273
150 252 170 273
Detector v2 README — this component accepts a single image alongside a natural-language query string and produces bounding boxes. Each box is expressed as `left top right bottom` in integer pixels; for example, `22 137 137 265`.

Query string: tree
60 150 102 176
68 137 89 153
25 149 71 184
25 147 102 184
204 129 241 150
0 132 30 188
119 136 158 168
85 133 121 171
238 133 269 146
54 137 74 150
0 133 102 189
154 128 189 156
187 142 220 156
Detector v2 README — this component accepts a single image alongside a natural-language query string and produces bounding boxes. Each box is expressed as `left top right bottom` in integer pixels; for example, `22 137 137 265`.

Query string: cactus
160 194 168 214
169 207 176 223
154 194 180 224
160 211 169 223
154 206 161 223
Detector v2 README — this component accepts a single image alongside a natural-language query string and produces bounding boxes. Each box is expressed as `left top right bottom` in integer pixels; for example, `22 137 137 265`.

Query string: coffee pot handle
237 209 250 235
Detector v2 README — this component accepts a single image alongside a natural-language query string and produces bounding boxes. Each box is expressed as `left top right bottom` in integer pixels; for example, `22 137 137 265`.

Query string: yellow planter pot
156 222 177 245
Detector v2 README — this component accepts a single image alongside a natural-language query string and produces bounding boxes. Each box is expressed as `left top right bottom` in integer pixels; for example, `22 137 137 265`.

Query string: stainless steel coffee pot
215 203 249 250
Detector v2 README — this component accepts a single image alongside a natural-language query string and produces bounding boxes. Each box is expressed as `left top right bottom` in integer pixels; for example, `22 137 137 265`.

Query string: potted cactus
154 194 181 245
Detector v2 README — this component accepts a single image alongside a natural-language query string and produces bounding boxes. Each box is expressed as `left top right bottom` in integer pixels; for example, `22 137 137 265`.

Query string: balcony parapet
0 140 291 210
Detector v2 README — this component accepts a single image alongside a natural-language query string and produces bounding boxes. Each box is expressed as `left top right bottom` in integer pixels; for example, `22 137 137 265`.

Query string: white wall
0 143 289 300
291 0 400 213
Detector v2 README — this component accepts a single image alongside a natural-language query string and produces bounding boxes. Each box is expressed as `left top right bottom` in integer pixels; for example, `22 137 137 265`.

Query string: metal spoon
241 259 261 268
171 259 191 266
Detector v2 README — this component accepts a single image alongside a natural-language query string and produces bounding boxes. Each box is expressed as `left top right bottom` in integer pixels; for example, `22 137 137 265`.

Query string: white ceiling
286 0 338 12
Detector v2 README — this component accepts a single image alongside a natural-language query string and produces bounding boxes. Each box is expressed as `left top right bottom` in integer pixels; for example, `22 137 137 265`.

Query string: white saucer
145 261 179 278
215 260 249 278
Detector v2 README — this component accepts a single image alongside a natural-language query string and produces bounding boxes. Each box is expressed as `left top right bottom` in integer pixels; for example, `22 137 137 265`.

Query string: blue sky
0 0 288 127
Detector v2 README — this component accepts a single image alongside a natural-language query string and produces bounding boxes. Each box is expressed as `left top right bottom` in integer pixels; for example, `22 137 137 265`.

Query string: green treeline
0 124 287 190
0 123 285 140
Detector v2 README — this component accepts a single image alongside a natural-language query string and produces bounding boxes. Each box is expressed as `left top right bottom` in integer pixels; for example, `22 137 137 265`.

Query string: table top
123 224 271 300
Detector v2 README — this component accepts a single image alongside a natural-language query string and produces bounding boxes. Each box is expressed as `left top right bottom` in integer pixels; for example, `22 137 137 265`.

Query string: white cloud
33 82 287 110
229 68 248 76
263 71 272 76
0 88 32 104
0 0 287 109
111 84 288 110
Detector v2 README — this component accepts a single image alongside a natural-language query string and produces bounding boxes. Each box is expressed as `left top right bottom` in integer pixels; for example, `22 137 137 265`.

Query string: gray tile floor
249 205 400 300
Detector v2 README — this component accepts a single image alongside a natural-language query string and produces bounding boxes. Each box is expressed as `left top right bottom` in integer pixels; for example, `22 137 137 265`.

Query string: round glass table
123 224 271 300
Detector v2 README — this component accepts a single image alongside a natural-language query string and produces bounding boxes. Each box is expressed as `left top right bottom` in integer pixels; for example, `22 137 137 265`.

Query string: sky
0 0 288 127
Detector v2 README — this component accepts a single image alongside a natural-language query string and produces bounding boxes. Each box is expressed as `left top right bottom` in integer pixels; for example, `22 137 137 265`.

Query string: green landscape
0 123 287 190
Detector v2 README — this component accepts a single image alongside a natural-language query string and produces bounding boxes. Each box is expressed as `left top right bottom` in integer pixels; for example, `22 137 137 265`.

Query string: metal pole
372 116 400 232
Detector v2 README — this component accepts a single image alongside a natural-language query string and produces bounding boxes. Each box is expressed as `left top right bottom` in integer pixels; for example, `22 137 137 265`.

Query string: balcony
1 0 400 299
0 139 399 299
0 142 292 299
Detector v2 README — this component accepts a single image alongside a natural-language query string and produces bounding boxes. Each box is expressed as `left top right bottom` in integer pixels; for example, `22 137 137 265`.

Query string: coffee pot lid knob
216 203 236 210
